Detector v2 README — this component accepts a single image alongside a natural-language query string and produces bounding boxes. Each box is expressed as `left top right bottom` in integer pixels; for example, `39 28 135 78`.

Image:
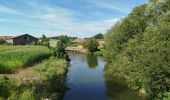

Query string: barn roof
2 34 38 40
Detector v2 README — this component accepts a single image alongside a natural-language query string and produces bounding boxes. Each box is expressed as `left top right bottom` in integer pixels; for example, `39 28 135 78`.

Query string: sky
0 0 147 38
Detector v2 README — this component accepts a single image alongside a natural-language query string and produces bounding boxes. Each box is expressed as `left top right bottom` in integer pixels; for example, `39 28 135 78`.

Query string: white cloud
0 5 18 14
0 1 120 38
87 0 131 14
52 18 120 34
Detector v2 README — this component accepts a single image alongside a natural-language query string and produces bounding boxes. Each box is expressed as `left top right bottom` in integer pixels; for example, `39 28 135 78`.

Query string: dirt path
5 67 43 83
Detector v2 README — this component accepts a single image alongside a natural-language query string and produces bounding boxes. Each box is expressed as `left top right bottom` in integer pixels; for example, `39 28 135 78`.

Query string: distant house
96 39 105 49
49 39 60 47
73 38 85 43
97 39 105 44
6 34 38 45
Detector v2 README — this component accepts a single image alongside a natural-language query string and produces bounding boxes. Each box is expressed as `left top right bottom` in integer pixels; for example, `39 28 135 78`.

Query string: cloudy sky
0 0 147 38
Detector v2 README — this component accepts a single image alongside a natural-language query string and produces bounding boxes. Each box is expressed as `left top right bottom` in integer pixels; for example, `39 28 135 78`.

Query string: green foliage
0 76 11 99
0 39 6 44
163 92 170 100
50 35 75 47
52 41 70 61
41 34 47 42
0 45 51 73
92 33 104 39
19 89 35 100
0 57 68 100
104 1 170 99
34 57 67 79
83 39 99 52
94 50 104 57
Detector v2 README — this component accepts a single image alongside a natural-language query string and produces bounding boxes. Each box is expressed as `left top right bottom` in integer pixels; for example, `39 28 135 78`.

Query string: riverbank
0 57 68 100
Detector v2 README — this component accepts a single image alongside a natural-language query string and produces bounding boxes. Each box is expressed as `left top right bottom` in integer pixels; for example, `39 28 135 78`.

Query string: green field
0 45 51 73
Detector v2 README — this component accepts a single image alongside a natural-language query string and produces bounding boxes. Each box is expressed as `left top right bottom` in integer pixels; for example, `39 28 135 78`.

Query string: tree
93 33 104 39
42 34 47 42
104 1 170 99
0 39 6 44
53 41 70 61
58 35 71 47
84 39 99 52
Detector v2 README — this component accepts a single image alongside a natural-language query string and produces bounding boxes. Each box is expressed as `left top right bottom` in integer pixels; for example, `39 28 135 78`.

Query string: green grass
0 57 68 100
34 57 68 79
0 45 51 73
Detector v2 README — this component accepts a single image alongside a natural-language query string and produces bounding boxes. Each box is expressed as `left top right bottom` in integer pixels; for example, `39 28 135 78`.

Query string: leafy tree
104 0 170 99
84 39 99 52
93 33 104 39
53 41 70 61
41 34 47 42
58 35 72 47
0 38 6 44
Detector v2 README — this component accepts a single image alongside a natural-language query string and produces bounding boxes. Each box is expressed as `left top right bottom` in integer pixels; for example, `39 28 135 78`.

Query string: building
49 39 60 47
73 38 85 43
97 39 105 45
6 34 38 45
97 39 105 49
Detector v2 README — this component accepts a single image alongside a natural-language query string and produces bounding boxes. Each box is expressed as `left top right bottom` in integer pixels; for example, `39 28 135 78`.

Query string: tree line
103 0 170 99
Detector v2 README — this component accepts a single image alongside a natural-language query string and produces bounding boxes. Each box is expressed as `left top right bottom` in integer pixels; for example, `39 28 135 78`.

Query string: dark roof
3 34 38 40
10 34 38 39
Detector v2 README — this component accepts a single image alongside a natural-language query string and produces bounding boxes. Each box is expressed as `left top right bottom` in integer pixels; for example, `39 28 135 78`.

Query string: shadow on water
104 74 146 100
63 53 146 100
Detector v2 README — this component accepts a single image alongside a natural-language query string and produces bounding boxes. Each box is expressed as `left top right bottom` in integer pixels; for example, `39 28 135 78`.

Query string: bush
19 89 35 100
83 39 99 52
0 39 6 44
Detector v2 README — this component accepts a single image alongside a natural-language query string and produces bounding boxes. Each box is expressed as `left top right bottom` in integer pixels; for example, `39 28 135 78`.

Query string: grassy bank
0 45 51 73
0 57 68 100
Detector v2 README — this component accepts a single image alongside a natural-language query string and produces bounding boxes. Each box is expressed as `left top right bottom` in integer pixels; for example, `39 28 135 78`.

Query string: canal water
63 53 145 100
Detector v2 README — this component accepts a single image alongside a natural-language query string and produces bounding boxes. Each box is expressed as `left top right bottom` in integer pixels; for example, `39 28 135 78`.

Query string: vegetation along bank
103 0 170 100
0 45 69 100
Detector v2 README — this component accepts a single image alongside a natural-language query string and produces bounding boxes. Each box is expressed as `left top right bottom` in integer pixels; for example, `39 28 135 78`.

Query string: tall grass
0 57 68 100
34 57 67 79
0 45 51 73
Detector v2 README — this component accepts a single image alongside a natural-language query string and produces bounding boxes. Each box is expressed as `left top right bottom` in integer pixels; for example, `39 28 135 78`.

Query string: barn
6 34 38 45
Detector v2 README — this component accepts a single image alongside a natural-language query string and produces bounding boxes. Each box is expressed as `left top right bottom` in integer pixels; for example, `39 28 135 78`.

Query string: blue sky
0 0 147 38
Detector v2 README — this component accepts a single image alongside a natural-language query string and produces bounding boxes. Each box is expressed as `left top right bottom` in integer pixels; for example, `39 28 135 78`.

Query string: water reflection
86 54 98 69
64 54 146 100
104 74 146 100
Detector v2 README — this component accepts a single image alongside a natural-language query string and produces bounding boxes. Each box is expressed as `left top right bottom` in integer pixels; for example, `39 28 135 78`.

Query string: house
6 34 38 45
97 39 105 45
73 38 85 43
96 39 105 49
49 39 60 47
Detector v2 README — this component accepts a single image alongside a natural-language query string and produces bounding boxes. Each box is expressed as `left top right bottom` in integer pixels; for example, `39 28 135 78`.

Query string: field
0 45 51 73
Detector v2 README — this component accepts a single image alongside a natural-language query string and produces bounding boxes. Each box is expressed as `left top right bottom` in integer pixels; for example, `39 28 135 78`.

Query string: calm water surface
63 53 146 100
